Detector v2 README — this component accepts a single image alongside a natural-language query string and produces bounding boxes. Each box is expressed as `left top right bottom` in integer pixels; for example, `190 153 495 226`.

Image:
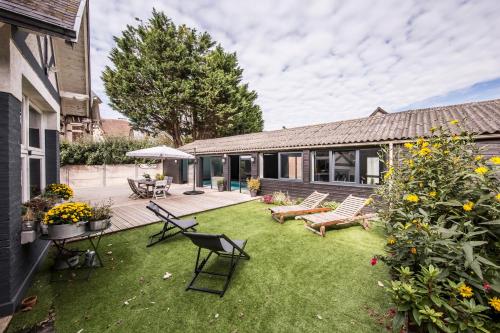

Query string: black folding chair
183 232 250 297
146 201 198 247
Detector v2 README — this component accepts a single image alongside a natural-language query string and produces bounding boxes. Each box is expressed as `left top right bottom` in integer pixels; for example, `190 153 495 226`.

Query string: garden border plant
373 120 500 332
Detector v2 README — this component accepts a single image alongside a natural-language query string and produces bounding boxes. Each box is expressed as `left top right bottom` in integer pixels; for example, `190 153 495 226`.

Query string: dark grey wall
45 129 59 185
163 159 181 184
0 92 50 316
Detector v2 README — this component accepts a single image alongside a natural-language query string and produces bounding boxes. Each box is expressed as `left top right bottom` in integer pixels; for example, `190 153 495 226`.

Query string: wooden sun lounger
296 194 372 236
269 191 330 224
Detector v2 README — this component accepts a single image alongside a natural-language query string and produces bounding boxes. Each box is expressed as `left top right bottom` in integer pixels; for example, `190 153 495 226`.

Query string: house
96 118 134 139
179 99 500 199
0 0 90 315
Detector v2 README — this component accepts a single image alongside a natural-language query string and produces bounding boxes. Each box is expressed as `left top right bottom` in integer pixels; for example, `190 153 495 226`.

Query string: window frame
311 147 384 187
278 152 303 181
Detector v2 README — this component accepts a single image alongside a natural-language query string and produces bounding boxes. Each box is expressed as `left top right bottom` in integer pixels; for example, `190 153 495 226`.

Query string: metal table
40 223 110 281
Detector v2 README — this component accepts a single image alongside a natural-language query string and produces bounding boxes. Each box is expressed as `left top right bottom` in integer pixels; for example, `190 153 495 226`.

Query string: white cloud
89 0 500 130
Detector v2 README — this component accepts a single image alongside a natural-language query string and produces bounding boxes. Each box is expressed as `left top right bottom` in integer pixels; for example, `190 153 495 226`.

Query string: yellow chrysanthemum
450 119 459 125
404 142 414 149
489 297 500 312
387 237 396 245
475 155 483 161
463 201 474 212
496 193 500 202
429 191 437 198
489 156 500 165
458 283 473 298
474 166 489 175
405 194 419 203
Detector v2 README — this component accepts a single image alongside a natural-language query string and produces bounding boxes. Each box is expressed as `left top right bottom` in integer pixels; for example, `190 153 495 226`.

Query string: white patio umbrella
126 145 195 160
126 145 203 195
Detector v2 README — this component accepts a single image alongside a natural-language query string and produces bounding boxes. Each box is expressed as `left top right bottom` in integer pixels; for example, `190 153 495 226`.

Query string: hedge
60 137 165 166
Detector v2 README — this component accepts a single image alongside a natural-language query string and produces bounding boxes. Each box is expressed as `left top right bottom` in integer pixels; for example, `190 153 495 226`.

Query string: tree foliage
102 10 263 147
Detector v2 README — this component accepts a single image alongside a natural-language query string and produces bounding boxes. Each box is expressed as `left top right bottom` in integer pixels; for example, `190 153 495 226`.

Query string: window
334 151 355 182
263 153 278 179
313 151 330 182
29 107 42 148
280 152 302 180
311 147 384 185
360 148 382 185
29 158 42 198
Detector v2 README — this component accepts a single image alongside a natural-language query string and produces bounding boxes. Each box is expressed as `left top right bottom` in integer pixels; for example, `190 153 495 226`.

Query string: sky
89 0 500 130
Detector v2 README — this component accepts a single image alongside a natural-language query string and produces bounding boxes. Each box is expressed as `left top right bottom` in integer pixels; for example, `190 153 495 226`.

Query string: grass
8 201 390 333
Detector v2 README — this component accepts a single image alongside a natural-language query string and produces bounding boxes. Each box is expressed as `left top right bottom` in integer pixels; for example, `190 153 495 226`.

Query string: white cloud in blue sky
89 0 500 130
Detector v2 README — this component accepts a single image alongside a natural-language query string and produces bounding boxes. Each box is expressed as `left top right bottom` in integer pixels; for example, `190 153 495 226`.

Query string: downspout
85 0 92 135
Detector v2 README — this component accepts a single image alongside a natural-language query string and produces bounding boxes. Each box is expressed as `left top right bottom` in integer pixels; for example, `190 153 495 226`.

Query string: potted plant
43 202 92 238
88 200 113 231
247 177 260 197
44 183 74 202
216 179 225 192
155 173 165 180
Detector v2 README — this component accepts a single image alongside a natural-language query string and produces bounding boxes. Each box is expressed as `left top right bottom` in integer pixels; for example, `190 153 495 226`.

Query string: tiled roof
101 119 132 138
181 99 500 154
0 0 85 41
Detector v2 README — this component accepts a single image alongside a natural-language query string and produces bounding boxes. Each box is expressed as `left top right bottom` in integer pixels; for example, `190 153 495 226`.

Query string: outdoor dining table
137 179 157 196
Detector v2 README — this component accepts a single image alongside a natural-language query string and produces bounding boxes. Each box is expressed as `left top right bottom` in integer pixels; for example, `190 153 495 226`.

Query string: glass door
239 156 252 193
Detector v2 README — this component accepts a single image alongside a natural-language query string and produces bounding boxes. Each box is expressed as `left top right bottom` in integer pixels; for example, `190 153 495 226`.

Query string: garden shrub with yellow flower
374 125 500 332
44 183 74 200
43 202 92 225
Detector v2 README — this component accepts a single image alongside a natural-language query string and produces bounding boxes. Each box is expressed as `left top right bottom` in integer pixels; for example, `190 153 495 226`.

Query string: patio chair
296 194 370 237
153 180 168 199
146 201 198 247
269 191 330 224
128 178 148 199
182 232 250 297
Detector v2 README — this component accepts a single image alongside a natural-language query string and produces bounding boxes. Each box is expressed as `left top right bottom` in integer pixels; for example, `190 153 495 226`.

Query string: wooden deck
74 184 257 234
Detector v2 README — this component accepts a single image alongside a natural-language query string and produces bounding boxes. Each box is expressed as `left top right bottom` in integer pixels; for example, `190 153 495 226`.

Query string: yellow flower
432 143 441 149
405 159 414 168
384 167 394 180
418 147 431 157
430 127 437 132
405 194 419 203
387 237 396 245
421 141 429 148
458 283 473 298
429 191 437 198
452 134 460 141
475 155 483 161
474 166 489 175
463 201 474 212
416 137 425 146
404 142 414 149
496 193 500 202
450 119 459 125
489 297 500 312
365 198 374 205
489 156 500 165
410 247 417 254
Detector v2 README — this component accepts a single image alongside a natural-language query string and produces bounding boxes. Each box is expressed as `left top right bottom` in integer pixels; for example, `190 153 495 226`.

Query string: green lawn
8 201 390 333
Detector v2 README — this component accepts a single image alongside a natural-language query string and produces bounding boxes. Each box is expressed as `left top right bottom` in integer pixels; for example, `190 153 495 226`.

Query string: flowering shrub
247 177 261 191
43 202 92 225
44 183 74 200
262 194 273 204
374 122 500 332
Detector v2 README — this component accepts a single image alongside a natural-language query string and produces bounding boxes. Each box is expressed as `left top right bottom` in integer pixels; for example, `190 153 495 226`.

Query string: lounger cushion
220 239 246 253
170 219 197 229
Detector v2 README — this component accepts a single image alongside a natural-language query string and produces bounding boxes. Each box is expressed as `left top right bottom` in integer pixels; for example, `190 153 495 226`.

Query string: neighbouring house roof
181 99 500 154
100 119 133 138
0 0 86 41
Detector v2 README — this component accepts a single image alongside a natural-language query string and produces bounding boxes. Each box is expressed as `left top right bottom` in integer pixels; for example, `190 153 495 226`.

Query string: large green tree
102 10 263 147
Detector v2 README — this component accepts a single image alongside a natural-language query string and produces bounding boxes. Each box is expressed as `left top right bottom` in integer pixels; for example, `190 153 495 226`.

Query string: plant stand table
40 223 110 282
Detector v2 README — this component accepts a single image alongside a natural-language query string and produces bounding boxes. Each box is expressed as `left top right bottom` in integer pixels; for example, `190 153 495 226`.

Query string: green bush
374 122 500 332
321 200 339 210
60 137 165 166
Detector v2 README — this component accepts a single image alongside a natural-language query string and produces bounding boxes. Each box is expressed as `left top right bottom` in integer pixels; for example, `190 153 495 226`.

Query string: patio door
238 156 252 193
